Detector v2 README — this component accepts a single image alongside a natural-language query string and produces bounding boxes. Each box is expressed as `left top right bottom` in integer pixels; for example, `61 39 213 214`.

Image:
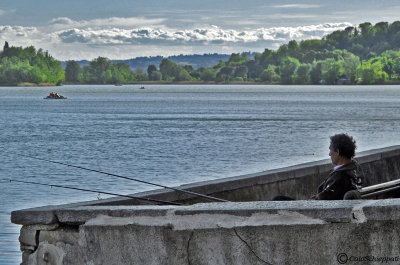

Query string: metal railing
344 179 400 199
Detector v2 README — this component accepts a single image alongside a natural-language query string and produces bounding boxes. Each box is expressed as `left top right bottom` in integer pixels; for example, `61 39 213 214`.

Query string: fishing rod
19 154 230 203
10 179 183 206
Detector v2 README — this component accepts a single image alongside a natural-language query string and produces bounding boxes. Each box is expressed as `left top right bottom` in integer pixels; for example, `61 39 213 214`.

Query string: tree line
0 42 64 85
64 21 400 85
2 21 400 86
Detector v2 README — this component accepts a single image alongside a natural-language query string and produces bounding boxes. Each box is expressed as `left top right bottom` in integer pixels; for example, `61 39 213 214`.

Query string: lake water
1 84 400 264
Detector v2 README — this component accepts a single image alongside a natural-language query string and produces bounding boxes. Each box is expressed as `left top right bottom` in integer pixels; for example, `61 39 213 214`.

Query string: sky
1 0 400 60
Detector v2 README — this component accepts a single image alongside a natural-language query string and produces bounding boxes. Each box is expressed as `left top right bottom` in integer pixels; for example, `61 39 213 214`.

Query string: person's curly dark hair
330 133 357 159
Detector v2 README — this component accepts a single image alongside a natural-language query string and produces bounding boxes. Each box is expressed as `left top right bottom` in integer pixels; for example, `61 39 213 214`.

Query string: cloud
0 25 39 37
49 17 75 25
0 18 352 60
54 22 352 46
49 16 166 30
273 4 321 9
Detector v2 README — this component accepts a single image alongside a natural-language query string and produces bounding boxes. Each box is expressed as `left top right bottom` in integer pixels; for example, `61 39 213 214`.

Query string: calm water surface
1 84 400 264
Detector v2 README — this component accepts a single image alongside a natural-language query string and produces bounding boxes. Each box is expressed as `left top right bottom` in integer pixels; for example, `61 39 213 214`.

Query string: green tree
213 60 225 70
176 68 191 81
310 61 323 84
234 65 248 79
65 60 81 82
87 57 112 84
147 64 157 78
159 58 180 80
299 39 324 52
322 58 344 85
110 66 124 84
135 67 148 81
287 40 300 58
356 61 388 84
276 44 289 59
227 53 250 66
342 53 361 83
393 56 400 79
150 71 162 81
389 21 400 46
370 55 395 79
115 63 136 83
216 66 235 82
184 65 194 73
295 64 311 84
105 69 113 83
200 68 216 81
0 45 64 85
374 22 389 42
256 49 275 67
279 57 300 84
259 65 279 82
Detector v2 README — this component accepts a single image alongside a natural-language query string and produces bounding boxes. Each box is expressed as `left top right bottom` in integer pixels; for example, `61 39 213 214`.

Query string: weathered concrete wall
11 146 400 265
16 200 400 265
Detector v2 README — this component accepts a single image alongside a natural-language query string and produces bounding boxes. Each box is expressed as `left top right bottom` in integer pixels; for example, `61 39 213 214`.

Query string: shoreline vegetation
1 21 400 87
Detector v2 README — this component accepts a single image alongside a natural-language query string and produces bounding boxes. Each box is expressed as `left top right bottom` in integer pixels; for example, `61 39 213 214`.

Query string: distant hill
62 53 257 71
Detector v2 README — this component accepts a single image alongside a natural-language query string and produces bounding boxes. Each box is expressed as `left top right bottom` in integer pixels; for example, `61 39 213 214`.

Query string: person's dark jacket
315 161 363 200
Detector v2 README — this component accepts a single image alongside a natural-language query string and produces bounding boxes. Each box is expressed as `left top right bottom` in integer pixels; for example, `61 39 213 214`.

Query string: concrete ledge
53 200 357 225
55 205 176 224
15 199 400 265
21 199 400 226
76 199 400 227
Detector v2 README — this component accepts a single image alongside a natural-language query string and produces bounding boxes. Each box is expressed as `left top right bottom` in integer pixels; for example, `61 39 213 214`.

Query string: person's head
329 133 356 165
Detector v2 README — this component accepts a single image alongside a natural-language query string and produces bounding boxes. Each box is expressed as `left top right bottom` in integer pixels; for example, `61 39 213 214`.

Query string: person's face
329 145 340 165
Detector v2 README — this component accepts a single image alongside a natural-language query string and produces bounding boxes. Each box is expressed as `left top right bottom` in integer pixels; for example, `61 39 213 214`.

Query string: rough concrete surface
15 199 400 265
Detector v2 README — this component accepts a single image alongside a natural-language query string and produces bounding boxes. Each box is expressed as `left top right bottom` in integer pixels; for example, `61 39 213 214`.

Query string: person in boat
274 133 364 200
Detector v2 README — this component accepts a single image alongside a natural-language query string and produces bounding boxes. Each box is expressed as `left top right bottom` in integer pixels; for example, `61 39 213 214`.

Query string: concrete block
20 224 60 247
27 243 65 265
39 227 79 246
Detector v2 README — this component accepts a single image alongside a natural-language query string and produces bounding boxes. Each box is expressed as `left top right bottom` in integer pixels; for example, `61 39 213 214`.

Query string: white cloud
0 19 353 60
0 25 39 37
49 17 75 25
54 22 352 45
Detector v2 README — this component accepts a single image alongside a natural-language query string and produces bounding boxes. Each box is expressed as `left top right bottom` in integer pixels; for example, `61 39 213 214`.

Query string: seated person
274 133 364 201
313 133 363 200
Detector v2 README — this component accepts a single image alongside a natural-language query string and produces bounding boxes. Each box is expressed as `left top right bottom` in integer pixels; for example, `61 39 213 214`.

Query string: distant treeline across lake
1 21 400 86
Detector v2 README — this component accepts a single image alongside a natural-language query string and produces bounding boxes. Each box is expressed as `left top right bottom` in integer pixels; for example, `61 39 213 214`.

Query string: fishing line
19 154 229 202
10 179 183 205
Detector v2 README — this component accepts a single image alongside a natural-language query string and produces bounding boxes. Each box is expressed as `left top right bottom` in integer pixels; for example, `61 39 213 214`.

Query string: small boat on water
139 86 145 89
44 92 67 99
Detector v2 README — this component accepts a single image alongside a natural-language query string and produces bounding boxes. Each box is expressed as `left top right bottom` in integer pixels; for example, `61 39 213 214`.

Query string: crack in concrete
233 228 273 265
187 231 194 265
351 200 377 223
34 230 40 251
